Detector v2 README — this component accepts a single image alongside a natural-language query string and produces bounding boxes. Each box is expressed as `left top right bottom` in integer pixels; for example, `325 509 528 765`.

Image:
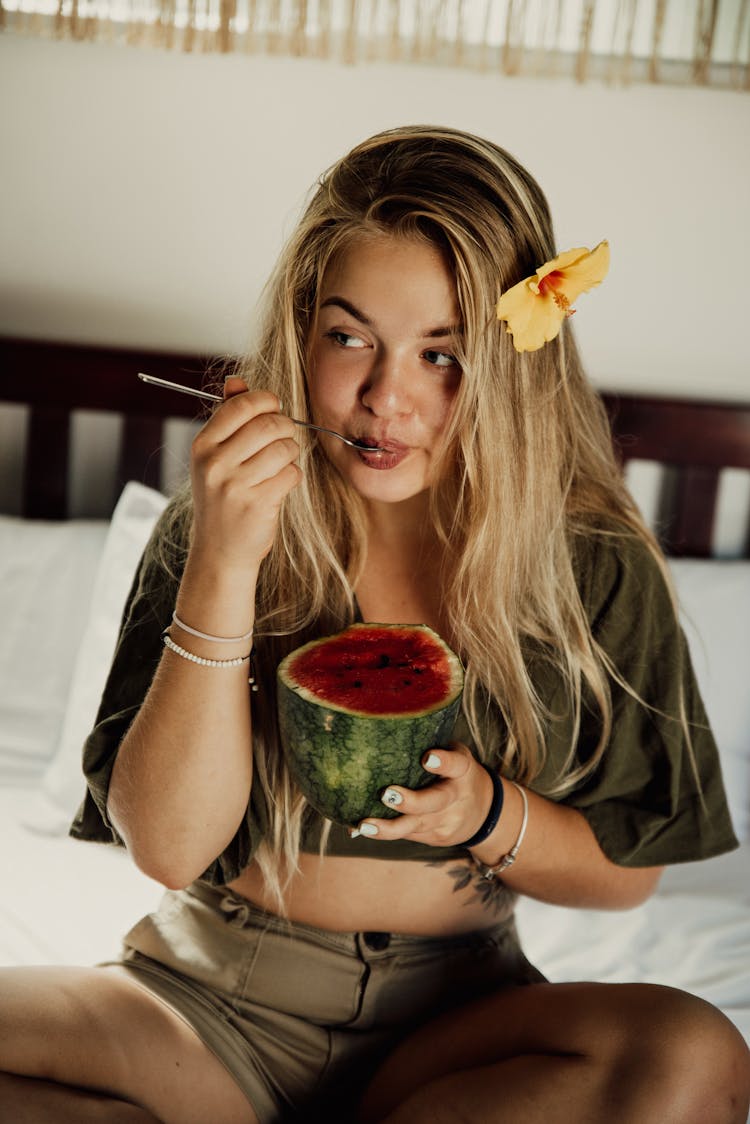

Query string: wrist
185 542 262 591
175 552 259 658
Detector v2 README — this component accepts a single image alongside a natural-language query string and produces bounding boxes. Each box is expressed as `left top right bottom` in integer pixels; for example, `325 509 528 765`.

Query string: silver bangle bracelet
172 610 253 645
471 781 529 881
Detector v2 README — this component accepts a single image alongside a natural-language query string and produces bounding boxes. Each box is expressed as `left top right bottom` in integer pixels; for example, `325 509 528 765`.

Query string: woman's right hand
189 375 301 573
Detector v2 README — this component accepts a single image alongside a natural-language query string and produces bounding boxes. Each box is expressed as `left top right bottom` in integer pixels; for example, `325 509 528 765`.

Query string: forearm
470 781 663 910
108 551 258 888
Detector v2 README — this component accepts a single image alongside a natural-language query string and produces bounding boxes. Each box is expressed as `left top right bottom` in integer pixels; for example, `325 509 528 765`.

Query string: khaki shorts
107 881 544 1122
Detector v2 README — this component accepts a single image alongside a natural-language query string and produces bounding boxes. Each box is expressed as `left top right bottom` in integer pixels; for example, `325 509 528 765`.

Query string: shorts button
363 931 391 951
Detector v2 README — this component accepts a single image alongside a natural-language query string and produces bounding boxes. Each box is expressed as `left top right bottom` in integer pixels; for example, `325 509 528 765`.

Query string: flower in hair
496 241 610 353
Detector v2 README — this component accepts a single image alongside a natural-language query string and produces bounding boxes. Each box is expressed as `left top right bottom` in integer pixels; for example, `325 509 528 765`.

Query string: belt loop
219 891 252 929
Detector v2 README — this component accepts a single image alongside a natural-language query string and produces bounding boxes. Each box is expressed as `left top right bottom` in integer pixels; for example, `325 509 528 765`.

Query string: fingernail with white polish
425 753 442 769
382 788 403 807
358 822 379 836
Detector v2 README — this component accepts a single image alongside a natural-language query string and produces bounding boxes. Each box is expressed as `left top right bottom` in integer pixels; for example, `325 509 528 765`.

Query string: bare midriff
227 854 505 937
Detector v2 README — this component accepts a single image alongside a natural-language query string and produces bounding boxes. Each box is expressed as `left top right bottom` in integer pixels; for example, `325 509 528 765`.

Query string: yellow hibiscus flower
496 240 610 353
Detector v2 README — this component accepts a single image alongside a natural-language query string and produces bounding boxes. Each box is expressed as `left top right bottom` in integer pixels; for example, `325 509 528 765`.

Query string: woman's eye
423 350 458 368
326 330 367 349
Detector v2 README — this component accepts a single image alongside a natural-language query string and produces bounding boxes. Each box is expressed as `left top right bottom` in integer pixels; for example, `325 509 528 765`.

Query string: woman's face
306 234 462 510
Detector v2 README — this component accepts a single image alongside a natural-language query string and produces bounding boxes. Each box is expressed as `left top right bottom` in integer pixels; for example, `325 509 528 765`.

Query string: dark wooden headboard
0 337 216 519
1 337 749 558
604 395 750 557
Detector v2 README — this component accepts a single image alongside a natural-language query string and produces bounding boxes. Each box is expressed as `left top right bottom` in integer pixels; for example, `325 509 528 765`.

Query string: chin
350 471 430 507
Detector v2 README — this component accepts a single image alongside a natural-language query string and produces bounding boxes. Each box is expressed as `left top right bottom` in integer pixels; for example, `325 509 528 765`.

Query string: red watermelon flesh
286 625 456 716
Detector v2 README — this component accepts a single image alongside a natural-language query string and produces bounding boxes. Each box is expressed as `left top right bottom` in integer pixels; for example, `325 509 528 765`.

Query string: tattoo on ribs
427 858 511 918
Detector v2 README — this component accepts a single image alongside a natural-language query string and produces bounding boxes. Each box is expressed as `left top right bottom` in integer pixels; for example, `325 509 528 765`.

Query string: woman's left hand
350 742 495 847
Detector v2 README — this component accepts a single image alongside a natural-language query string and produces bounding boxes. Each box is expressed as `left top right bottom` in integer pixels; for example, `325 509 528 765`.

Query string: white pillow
670 559 750 843
0 516 109 785
27 483 168 833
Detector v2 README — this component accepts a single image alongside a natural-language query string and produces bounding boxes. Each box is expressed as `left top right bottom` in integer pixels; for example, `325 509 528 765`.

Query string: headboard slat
119 416 164 496
664 465 720 558
25 406 70 520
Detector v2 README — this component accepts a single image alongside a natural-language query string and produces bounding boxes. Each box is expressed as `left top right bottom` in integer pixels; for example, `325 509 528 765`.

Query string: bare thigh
0 966 258 1124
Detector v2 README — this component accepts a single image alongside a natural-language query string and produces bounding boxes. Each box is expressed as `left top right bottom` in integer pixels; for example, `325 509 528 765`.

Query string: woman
1 125 748 1123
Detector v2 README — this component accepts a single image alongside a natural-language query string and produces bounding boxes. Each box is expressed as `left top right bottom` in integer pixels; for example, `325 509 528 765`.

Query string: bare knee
604 984 750 1124
359 980 749 1124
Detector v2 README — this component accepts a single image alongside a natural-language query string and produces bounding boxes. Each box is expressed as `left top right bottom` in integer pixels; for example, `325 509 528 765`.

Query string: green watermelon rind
276 623 464 826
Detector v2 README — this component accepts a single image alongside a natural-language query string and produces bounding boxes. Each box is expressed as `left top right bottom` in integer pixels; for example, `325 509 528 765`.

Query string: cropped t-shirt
70 508 739 884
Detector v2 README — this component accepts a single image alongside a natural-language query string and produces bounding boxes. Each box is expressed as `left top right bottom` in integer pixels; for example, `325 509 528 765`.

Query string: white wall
1 34 749 401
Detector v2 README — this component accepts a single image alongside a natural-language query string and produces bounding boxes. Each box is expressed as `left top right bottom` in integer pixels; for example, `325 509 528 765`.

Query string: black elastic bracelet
460 766 505 848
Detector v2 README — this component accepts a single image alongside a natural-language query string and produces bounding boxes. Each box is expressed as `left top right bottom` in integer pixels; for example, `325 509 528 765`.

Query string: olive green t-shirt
70 510 738 883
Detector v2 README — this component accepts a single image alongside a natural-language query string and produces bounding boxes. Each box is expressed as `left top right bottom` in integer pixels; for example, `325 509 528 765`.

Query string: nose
360 352 414 418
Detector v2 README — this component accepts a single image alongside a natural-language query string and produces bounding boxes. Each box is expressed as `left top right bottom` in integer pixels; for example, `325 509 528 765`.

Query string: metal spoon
137 373 385 452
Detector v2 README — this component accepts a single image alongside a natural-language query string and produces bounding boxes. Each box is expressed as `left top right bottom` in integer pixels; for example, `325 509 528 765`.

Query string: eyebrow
320 296 460 339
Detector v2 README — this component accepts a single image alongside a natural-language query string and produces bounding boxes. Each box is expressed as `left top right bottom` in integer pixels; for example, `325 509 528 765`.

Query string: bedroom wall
0 33 748 402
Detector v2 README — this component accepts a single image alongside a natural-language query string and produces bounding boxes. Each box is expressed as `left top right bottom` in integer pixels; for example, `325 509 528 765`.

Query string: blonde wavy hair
158 125 674 905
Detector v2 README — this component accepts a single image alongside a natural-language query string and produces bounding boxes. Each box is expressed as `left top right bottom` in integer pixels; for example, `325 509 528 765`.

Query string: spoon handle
137 373 380 451
137 373 221 402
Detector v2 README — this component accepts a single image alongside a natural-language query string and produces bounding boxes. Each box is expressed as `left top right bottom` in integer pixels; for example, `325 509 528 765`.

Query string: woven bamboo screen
1 0 748 90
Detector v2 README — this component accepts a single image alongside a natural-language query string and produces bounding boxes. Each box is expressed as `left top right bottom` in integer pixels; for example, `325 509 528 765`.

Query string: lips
354 439 410 470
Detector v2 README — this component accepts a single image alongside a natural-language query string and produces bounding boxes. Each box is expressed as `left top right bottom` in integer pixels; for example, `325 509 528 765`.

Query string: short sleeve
535 532 739 867
69 508 269 885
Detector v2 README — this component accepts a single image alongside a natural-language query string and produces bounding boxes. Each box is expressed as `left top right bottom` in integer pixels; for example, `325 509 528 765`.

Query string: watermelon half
276 623 464 825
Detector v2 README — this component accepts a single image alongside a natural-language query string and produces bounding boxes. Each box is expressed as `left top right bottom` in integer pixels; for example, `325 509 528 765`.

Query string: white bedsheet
0 787 162 967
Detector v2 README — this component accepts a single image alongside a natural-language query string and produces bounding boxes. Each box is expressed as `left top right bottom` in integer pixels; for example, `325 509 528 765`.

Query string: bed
1 336 749 1104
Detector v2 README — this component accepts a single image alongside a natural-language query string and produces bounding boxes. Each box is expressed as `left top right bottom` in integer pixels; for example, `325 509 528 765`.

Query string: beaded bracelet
172 610 253 645
163 633 259 692
161 633 260 692
459 766 505 848
163 633 250 665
